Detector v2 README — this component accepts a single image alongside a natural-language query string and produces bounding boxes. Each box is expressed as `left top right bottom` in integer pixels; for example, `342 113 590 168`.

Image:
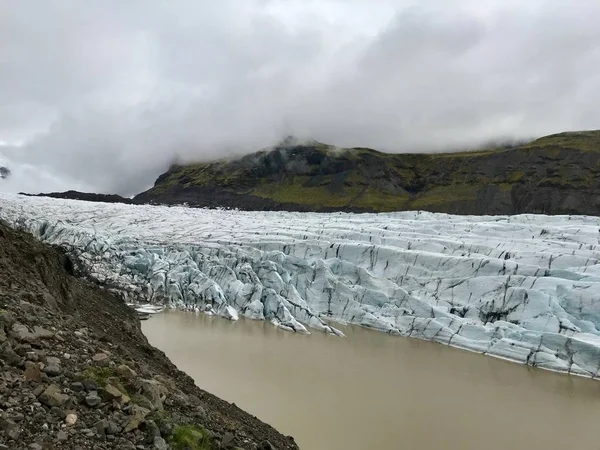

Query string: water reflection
143 311 600 450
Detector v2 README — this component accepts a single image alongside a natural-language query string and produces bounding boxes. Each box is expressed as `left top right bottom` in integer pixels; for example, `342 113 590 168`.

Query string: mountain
22 190 134 204
134 130 600 215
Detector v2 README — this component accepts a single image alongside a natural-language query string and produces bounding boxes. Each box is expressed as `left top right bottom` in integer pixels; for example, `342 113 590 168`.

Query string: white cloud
1 0 599 195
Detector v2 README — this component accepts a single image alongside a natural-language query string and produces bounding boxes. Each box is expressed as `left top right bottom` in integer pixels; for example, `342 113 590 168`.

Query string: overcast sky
1 0 600 195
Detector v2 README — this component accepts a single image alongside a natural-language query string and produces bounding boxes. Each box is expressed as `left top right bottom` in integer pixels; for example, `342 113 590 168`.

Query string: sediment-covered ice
2 193 600 377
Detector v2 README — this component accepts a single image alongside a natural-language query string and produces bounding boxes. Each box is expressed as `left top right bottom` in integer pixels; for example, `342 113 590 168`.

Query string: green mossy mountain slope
135 130 600 215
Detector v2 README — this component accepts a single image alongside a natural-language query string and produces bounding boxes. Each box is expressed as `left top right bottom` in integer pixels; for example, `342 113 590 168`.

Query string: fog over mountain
2 0 600 195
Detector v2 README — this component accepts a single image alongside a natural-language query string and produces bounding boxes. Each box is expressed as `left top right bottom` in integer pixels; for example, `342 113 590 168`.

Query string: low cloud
1 0 600 195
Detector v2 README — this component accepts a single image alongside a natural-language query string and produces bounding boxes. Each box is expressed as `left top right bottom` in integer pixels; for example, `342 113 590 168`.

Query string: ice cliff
2 193 600 377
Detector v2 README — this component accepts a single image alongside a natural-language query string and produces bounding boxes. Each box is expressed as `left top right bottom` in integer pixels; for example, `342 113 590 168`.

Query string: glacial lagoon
143 311 600 450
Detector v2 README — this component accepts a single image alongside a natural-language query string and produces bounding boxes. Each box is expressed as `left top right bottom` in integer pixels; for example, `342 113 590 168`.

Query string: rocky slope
0 221 298 450
134 130 600 215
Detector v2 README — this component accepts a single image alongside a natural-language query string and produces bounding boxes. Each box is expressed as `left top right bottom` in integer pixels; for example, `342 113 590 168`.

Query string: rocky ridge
134 130 600 215
0 221 298 450
21 191 134 205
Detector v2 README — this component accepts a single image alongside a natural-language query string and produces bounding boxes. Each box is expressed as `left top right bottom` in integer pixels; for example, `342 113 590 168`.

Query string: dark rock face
134 130 600 216
0 167 10 180
0 223 298 449
21 190 134 204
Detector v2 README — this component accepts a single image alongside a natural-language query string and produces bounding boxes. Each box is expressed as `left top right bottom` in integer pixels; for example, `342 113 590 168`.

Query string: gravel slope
0 221 298 450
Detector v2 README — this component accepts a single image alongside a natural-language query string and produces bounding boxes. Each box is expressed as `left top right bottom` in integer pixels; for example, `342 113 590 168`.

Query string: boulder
106 420 120 435
85 391 101 407
65 413 77 426
82 379 98 392
123 405 150 432
0 418 20 441
10 323 36 343
136 379 167 411
24 361 42 382
100 383 122 401
43 357 61 377
0 342 20 366
10 323 53 343
92 352 110 367
39 384 69 407
154 437 168 450
116 364 137 380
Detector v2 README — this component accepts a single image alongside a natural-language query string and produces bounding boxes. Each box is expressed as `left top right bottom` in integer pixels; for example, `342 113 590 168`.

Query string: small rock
136 379 166 411
43 363 62 377
82 378 98 392
85 391 101 407
196 404 207 420
14 343 32 356
100 383 122 401
46 356 60 366
94 419 108 436
92 353 109 366
259 440 276 450
24 362 43 382
50 406 66 418
29 444 43 450
106 420 120 435
32 384 45 397
65 413 77 426
222 432 235 448
123 405 150 432
158 421 173 438
142 419 160 441
7 427 21 440
153 436 168 450
116 364 137 380
70 381 84 392
33 326 54 340
130 394 153 411
120 392 131 404
39 384 69 407
0 418 21 440
56 430 68 441
11 323 36 343
0 341 20 366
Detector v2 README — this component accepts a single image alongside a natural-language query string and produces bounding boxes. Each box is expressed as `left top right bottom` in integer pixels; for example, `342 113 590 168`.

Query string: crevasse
2 193 600 377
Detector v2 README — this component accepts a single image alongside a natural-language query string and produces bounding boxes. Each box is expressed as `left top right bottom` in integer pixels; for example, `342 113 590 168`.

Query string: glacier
2 193 600 377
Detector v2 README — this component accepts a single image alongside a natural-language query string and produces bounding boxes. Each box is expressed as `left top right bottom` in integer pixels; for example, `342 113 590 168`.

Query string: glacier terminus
2 193 600 377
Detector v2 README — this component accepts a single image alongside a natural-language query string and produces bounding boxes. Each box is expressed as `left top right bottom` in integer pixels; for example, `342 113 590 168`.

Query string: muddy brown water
142 311 600 450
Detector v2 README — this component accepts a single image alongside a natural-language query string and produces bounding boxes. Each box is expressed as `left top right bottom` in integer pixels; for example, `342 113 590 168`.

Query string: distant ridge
133 130 600 215
29 130 600 216
21 190 133 204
